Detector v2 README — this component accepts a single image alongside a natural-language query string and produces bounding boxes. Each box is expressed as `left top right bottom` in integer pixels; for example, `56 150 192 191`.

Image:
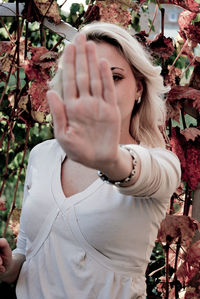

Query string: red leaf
178 10 200 43
177 240 200 286
28 81 49 113
0 71 7 82
0 198 6 211
183 143 200 189
186 240 200 267
166 101 181 122
167 86 200 113
157 214 199 246
23 60 50 82
189 62 200 90
164 65 182 87
180 127 200 141
96 1 132 28
170 127 186 168
159 0 200 13
0 41 14 56
170 127 200 189
148 33 175 59
33 0 61 24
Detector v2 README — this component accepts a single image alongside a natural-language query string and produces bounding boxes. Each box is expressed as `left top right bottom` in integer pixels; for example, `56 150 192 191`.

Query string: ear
136 80 143 99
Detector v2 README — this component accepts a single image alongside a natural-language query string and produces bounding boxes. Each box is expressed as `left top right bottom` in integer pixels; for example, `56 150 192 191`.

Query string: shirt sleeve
12 150 34 256
116 145 181 201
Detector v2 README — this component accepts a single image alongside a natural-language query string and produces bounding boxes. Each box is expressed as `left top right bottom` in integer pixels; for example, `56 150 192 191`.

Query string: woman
0 22 181 298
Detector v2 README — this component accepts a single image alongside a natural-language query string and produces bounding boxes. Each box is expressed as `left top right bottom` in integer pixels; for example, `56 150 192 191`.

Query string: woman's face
94 42 143 128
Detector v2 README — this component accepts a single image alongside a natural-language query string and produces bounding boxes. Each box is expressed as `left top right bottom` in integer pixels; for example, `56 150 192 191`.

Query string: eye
112 74 123 82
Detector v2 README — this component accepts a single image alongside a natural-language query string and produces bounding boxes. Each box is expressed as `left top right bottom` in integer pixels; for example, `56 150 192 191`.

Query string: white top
13 140 181 299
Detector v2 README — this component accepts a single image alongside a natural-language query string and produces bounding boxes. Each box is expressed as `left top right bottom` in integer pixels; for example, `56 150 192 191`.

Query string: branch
3 124 31 237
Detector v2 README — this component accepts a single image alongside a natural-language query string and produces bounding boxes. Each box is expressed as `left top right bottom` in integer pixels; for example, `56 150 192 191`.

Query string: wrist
98 145 138 185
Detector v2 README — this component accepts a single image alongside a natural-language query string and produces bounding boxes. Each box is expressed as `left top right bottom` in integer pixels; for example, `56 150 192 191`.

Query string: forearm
1 253 25 284
99 146 141 187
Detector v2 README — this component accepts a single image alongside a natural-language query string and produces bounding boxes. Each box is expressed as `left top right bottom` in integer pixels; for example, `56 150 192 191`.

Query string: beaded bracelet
97 146 137 186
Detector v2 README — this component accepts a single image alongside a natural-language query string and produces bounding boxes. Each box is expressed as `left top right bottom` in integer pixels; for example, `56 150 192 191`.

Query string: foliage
0 0 200 298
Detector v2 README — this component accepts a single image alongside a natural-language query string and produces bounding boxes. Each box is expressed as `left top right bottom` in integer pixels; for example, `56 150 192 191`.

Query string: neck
119 117 138 145
119 127 138 145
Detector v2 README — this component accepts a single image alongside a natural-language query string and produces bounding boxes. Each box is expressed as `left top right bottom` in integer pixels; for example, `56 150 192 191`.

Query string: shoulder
28 139 63 164
30 138 60 154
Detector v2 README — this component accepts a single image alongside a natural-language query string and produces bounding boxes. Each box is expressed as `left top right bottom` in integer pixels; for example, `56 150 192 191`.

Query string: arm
116 145 181 200
0 238 25 283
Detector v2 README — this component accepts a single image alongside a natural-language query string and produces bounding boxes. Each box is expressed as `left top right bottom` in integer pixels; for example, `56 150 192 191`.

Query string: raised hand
47 33 121 171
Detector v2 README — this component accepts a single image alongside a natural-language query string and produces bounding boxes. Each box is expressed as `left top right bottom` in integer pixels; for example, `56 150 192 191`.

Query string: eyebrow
111 67 125 71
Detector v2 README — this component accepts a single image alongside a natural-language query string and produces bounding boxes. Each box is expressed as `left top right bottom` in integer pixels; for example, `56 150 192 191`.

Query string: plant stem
3 124 31 237
171 40 188 69
174 236 181 299
161 8 165 36
165 241 169 299
50 37 64 51
181 108 187 130
147 4 158 36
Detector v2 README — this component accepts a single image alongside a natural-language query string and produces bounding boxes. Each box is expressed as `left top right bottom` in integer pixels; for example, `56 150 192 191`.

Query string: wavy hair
50 22 169 148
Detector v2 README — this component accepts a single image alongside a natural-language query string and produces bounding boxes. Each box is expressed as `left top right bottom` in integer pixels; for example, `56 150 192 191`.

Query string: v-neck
51 147 104 211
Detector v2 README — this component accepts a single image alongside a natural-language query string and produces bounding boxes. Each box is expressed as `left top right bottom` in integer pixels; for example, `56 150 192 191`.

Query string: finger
47 90 68 138
0 266 6 273
0 238 10 255
99 59 116 104
74 33 90 96
62 43 77 100
86 41 102 97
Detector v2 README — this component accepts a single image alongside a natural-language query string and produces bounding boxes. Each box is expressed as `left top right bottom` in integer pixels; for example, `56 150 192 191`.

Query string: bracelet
97 146 137 186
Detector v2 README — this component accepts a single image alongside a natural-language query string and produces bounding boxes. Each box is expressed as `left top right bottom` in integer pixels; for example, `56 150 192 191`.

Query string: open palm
47 33 121 170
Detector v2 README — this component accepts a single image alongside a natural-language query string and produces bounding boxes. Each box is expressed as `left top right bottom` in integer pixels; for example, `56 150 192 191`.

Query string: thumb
0 238 12 269
47 90 68 138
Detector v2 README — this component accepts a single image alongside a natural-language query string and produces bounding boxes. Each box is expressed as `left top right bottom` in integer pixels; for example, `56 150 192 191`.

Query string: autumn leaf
189 62 200 90
31 110 46 123
167 86 200 113
180 127 200 141
148 33 175 59
0 197 6 211
29 81 49 114
182 142 200 189
84 4 101 23
33 0 61 24
170 127 200 189
166 100 181 122
159 0 200 13
164 65 182 87
170 127 186 169
0 41 14 56
178 10 200 43
95 0 132 28
18 95 29 113
176 241 200 286
157 214 199 246
0 71 7 82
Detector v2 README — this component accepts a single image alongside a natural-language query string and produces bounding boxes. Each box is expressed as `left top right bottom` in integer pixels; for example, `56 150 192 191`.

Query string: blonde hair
50 22 169 148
